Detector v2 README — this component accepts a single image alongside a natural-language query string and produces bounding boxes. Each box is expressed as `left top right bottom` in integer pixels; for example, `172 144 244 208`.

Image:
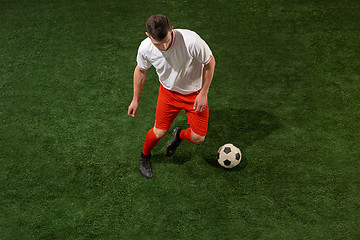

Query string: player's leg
182 104 208 143
165 127 205 157
140 127 167 178
180 128 205 144
166 96 209 157
142 127 168 156
140 85 180 178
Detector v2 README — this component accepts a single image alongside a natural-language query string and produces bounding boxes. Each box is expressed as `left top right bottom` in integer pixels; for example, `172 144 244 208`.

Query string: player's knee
153 127 168 139
192 134 205 144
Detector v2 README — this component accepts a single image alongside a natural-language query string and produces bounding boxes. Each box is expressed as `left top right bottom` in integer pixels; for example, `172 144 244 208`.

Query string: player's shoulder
175 29 200 39
175 29 201 47
138 38 155 56
138 37 153 53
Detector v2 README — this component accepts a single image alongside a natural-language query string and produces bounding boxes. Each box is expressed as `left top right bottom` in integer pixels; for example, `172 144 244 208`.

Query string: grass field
1 0 360 239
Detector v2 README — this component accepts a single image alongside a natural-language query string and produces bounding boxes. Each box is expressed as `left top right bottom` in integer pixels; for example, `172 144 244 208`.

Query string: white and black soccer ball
217 143 242 168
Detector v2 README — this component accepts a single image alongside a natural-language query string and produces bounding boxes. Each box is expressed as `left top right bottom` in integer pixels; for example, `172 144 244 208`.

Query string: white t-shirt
136 29 213 95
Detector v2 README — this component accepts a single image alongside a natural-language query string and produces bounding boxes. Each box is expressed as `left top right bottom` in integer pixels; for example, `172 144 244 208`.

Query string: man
128 14 215 178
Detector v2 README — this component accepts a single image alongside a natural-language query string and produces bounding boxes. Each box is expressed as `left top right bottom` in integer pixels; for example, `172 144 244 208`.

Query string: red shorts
155 85 209 136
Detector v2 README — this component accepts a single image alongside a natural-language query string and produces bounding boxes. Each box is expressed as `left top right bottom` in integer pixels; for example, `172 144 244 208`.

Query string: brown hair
146 15 171 41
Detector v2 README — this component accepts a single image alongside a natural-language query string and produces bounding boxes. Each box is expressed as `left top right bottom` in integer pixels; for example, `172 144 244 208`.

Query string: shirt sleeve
190 33 213 65
136 44 152 70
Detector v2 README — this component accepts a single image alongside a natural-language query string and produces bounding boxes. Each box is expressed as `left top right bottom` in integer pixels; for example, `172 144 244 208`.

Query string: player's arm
200 56 215 96
128 66 147 117
194 56 216 112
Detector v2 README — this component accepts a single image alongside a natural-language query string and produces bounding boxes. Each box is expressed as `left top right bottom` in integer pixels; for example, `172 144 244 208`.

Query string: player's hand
194 93 207 112
128 100 139 117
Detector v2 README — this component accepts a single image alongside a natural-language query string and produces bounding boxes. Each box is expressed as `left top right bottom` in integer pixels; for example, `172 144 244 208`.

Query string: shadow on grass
203 108 281 170
153 108 281 169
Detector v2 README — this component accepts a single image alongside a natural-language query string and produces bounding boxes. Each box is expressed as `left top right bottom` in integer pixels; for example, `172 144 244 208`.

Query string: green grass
1 0 359 239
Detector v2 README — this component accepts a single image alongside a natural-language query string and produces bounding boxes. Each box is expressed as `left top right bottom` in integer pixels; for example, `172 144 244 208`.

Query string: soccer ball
217 143 242 168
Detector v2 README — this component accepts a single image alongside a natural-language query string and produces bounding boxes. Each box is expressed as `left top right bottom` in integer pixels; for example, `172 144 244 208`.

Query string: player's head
146 15 171 41
146 15 173 51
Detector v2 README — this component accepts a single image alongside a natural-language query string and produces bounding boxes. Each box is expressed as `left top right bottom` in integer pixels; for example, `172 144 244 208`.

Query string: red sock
142 128 161 156
179 128 195 143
